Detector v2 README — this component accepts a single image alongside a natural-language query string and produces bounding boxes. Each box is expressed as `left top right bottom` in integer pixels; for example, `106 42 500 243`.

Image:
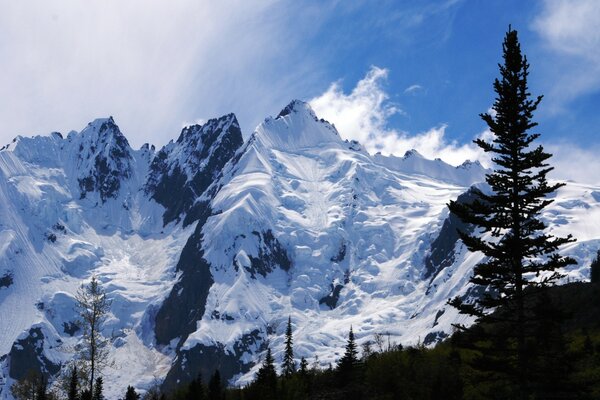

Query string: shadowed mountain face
0 101 595 397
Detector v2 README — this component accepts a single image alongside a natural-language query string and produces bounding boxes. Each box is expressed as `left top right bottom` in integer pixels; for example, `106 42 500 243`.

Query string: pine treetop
282 316 296 376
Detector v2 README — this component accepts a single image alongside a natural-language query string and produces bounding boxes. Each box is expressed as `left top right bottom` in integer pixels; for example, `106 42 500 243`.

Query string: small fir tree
337 326 359 371
186 373 205 400
10 371 41 400
208 370 222 400
92 378 103 400
591 250 600 283
68 366 79 400
35 376 47 400
282 316 296 377
80 390 91 400
124 386 140 400
447 26 576 399
255 347 277 399
299 357 308 377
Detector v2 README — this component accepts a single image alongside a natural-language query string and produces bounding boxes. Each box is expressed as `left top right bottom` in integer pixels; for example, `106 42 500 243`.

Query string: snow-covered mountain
0 101 596 397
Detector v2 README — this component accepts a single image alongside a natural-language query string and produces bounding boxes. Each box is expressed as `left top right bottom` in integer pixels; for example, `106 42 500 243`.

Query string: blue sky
1 0 599 181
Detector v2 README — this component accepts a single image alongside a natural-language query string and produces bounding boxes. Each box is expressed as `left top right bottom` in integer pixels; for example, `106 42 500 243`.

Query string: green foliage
447 26 576 399
92 378 103 400
11 371 46 400
68 365 79 400
337 326 361 388
282 316 296 377
208 370 222 400
185 373 205 400
246 347 278 400
125 386 140 400
591 250 600 283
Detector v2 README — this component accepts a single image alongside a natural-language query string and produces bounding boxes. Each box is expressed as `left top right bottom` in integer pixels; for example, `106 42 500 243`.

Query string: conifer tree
282 316 295 377
208 370 222 400
92 378 103 400
10 371 41 400
299 357 308 377
35 376 46 400
255 347 277 399
337 326 359 371
124 386 140 400
68 366 79 400
186 373 205 400
447 26 576 400
591 250 600 283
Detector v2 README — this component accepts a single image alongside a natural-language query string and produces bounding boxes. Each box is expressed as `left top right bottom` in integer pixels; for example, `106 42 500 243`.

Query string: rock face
0 101 596 398
73 117 134 202
146 114 243 226
424 187 480 280
8 325 61 381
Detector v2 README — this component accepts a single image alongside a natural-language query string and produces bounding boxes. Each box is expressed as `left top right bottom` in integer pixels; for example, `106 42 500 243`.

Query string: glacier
0 100 597 398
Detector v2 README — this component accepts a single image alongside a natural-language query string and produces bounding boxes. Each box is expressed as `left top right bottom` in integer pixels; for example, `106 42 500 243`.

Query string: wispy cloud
545 142 600 185
310 66 600 185
404 84 424 94
0 1 327 148
310 66 487 166
532 0 600 111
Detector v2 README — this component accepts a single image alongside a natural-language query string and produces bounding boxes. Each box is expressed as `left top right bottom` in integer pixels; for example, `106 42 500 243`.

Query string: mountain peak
177 113 239 145
276 99 315 120
74 116 134 201
253 100 340 151
403 149 424 159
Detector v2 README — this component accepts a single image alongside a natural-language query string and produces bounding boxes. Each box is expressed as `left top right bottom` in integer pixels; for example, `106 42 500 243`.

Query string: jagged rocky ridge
0 101 597 398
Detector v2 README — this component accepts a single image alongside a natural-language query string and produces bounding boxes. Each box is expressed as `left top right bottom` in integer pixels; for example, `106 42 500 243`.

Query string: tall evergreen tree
208 370 222 400
68 366 79 400
447 26 576 400
282 316 295 377
591 250 600 283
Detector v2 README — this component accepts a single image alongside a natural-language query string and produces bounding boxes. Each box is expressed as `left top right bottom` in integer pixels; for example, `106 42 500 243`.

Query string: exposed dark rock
423 330 449 346
330 243 346 263
161 329 262 392
246 230 291 278
319 283 344 310
45 232 57 243
154 203 213 346
8 327 61 381
77 118 133 202
146 114 243 226
62 322 79 336
424 187 480 280
0 271 13 289
432 309 445 328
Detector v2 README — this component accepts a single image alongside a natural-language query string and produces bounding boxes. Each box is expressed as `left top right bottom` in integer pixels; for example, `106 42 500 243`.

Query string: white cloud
546 142 600 186
404 84 423 94
310 66 488 166
309 66 600 185
0 1 326 148
532 0 600 109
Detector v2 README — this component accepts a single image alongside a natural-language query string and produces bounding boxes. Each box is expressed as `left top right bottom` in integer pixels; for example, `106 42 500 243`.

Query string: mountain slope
0 101 597 398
